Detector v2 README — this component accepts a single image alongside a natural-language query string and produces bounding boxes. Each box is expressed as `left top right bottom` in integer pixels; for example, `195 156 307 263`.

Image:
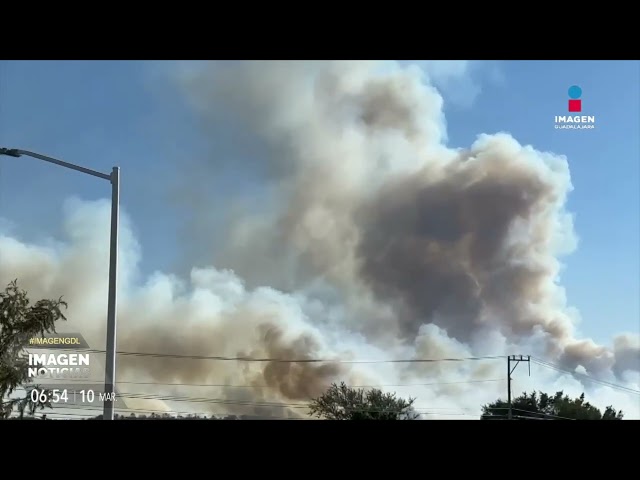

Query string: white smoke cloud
405 60 503 108
1 60 638 419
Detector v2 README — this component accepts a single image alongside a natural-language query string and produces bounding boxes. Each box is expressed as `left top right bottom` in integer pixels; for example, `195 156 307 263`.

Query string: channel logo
554 85 595 130
568 85 582 112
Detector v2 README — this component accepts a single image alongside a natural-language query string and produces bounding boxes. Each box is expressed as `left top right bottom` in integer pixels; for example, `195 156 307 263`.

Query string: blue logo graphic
568 85 582 99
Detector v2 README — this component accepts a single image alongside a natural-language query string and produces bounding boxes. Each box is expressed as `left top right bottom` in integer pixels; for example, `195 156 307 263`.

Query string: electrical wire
532 358 640 395
19 400 483 419
6 379 503 418
7 388 487 412
15 385 562 423
26 347 505 364
14 407 303 420
13 378 505 389
22 346 636 395
8 383 498 414
12 347 638 419
20 402 575 421
8 390 582 420
483 406 577 421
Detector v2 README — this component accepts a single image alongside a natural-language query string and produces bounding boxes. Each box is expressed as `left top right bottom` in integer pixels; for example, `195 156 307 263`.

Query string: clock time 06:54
30 388 69 404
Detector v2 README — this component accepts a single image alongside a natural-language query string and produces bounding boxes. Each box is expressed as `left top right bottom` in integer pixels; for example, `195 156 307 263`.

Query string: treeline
86 413 283 420
4 413 283 420
481 391 624 420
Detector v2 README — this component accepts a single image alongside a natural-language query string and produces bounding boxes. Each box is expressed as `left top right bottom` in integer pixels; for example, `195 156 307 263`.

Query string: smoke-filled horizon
1 60 638 418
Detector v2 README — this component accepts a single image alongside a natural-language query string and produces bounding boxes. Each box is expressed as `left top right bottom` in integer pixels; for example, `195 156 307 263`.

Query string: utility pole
507 355 531 420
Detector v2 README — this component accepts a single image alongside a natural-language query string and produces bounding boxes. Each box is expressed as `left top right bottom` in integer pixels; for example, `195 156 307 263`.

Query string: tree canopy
308 382 419 420
0 280 67 419
481 390 624 420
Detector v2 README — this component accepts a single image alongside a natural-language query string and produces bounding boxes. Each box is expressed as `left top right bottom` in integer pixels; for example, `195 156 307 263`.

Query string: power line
26 347 504 364
25 346 638 396
6 379 505 420
512 407 576 421
12 402 577 421
7 387 489 416
80 390 479 412
13 378 505 389
7 400 486 419
17 345 640 417
532 358 640 395
12 386 587 420
13 342 639 419
11 409 301 420
22 346 637 394
46 401 483 418
1 377 509 418
17 401 483 420
484 406 577 421
118 393 486 412
14 407 302 420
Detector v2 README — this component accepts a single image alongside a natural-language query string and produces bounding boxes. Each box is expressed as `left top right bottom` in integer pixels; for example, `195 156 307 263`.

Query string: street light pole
0 147 120 420
104 166 119 420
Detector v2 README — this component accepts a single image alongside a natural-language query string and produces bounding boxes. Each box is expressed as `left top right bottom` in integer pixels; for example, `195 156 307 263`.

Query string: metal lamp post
0 147 119 420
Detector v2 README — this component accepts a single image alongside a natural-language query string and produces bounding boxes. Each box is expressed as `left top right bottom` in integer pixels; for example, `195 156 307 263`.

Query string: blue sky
0 60 638 346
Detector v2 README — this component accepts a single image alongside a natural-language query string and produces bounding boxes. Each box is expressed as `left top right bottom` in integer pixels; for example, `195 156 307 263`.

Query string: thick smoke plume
1 61 638 418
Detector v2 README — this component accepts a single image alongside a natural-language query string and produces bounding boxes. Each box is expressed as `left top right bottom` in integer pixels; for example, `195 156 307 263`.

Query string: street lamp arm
0 148 111 181
0 145 120 420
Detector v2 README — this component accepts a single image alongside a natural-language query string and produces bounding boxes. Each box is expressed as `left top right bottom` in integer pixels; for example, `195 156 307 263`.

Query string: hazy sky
1 60 637 349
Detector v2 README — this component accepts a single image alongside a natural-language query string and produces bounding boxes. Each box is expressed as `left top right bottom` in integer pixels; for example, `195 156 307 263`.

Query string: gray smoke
177 60 638 378
1 60 637 418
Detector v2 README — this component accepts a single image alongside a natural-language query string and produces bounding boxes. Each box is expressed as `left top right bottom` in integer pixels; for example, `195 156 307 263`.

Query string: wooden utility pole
507 355 531 419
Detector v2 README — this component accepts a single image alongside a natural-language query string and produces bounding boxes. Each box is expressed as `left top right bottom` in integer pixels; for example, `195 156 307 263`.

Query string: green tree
308 382 419 420
0 280 67 419
481 390 624 420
